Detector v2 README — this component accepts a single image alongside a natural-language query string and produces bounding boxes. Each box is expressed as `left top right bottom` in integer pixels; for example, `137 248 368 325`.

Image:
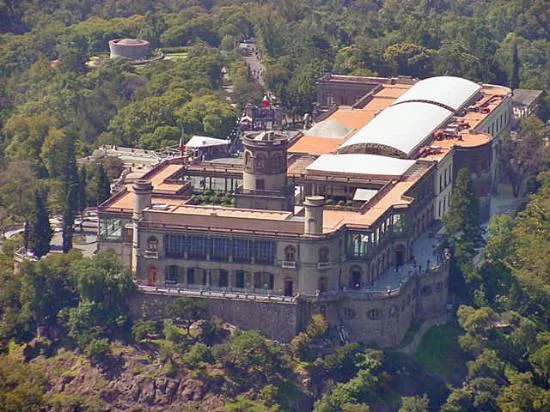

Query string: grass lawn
414 321 466 384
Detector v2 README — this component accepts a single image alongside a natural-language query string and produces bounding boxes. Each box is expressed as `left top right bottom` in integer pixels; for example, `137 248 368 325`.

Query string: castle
98 75 512 346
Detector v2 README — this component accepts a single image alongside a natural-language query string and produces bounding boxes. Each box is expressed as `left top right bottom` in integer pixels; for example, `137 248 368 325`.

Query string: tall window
188 236 207 259
211 237 230 261
318 247 329 263
233 238 253 263
219 270 229 287
284 245 296 262
255 240 276 265
165 234 185 258
166 266 179 285
254 272 274 290
254 153 266 170
271 153 283 171
235 270 246 288
147 236 158 251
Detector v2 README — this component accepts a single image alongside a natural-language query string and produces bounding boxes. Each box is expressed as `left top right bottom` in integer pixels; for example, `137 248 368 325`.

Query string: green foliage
183 342 214 368
96 164 111 206
0 353 46 411
131 320 157 343
28 190 52 258
444 168 480 243
399 394 429 412
166 297 207 335
225 395 279 412
84 338 110 362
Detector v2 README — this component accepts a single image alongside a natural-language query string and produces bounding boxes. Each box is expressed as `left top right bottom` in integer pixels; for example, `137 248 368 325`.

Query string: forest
0 0 549 411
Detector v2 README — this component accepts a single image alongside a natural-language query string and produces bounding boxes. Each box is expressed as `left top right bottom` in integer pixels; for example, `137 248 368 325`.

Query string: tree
28 191 52 258
510 42 520 90
166 297 207 336
399 394 429 412
77 165 87 218
485 214 513 263
383 43 434 78
497 372 549 411
444 168 481 243
96 164 111 205
61 139 79 253
0 160 36 222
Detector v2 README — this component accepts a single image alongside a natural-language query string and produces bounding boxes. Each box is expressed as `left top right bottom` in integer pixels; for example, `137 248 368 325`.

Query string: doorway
284 279 294 297
147 266 157 286
395 244 405 267
350 267 362 289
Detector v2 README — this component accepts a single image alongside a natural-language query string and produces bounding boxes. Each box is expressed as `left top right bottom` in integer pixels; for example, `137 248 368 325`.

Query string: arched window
147 236 158 251
318 247 329 263
254 153 266 170
244 151 252 166
343 307 356 320
367 308 382 321
271 153 283 171
284 245 296 262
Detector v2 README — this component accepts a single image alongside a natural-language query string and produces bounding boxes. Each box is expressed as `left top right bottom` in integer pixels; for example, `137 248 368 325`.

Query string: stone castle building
98 76 512 346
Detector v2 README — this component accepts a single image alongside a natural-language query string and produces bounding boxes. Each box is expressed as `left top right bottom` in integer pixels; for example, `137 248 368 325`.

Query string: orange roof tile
288 136 342 156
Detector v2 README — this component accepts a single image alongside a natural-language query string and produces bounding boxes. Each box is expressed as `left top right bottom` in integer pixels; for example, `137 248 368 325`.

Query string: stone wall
129 292 300 342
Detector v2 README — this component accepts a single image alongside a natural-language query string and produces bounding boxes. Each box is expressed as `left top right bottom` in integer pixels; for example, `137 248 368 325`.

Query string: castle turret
133 180 153 219
235 131 293 211
132 180 153 272
304 196 324 235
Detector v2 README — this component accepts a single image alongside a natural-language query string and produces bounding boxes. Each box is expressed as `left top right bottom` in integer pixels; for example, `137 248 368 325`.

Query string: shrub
85 338 110 361
183 342 214 367
132 320 157 342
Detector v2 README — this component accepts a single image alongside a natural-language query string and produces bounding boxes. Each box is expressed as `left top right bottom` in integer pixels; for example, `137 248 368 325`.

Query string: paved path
242 44 265 86
396 313 452 355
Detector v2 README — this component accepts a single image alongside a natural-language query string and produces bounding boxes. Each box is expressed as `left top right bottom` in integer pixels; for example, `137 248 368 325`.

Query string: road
243 43 266 86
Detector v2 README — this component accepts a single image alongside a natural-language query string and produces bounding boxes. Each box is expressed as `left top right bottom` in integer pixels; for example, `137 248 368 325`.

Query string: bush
183 342 214 367
85 338 110 361
337 200 346 207
132 320 157 342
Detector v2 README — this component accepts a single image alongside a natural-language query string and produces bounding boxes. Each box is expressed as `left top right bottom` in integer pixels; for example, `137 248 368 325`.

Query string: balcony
317 261 332 270
143 250 159 259
281 260 297 269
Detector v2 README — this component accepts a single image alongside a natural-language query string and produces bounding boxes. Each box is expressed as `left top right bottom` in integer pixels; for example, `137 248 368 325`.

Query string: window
256 179 265 191
367 308 382 320
318 247 329 263
284 245 296 262
255 240 276 265
254 272 274 290
318 277 328 293
211 237 230 261
343 308 356 320
271 153 283 171
147 236 158 251
187 268 195 285
165 266 179 285
235 271 246 288
233 238 252 263
389 305 398 317
188 236 207 259
245 151 252 166
436 281 443 293
99 218 122 241
439 174 443 192
219 270 229 288
165 234 185 258
254 153 266 170
347 233 368 258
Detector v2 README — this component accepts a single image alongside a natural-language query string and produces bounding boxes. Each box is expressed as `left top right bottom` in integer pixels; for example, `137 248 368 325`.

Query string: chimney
132 180 153 219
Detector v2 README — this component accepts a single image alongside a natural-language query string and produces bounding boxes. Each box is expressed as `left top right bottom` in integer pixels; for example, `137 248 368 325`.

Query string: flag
261 95 270 107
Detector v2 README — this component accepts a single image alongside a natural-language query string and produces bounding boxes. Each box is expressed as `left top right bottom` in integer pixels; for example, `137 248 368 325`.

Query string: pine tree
29 190 52 258
510 42 520 90
97 164 111 205
444 168 481 244
62 139 79 253
78 166 87 215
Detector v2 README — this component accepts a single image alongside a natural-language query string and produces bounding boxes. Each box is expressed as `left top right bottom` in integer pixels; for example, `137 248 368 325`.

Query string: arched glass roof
392 76 481 111
338 102 453 157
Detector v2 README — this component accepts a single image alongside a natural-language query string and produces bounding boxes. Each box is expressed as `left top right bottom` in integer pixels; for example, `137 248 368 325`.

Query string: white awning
353 188 378 201
186 136 230 149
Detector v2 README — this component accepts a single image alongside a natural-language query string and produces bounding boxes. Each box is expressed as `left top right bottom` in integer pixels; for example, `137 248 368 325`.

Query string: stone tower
132 180 153 273
235 131 293 211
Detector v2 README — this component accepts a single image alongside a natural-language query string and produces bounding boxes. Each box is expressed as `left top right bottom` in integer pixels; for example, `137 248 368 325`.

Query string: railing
142 250 159 259
281 260 297 269
137 282 297 303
